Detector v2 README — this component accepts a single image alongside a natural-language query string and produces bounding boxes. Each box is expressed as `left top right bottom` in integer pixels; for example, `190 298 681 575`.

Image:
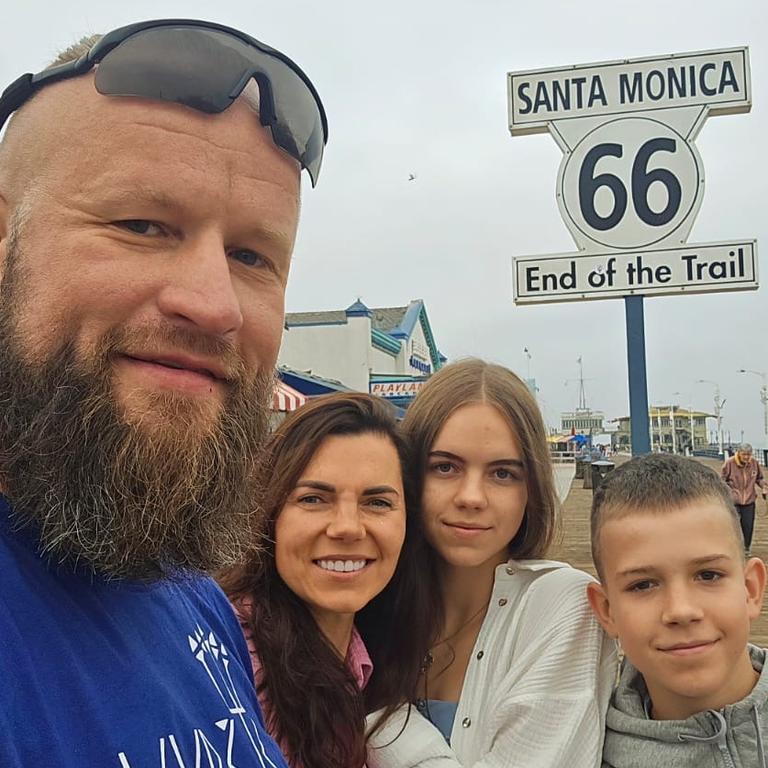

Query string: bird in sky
408 173 417 181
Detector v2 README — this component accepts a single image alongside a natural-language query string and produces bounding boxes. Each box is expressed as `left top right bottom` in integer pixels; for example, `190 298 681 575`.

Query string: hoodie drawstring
753 704 767 768
677 710 727 746
678 712 736 768
677 708 766 768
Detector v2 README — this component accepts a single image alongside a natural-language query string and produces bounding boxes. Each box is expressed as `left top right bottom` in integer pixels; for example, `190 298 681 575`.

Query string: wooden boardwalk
547 456 768 647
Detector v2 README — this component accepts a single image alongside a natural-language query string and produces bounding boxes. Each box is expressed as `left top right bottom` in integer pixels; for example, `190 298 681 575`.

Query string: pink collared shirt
233 598 372 766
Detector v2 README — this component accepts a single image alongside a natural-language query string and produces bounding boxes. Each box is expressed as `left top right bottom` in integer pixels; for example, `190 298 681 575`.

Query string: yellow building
613 406 713 453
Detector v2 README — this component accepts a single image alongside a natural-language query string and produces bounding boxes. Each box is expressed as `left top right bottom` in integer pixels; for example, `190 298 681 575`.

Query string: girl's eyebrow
429 450 461 460
429 450 524 469
489 458 525 469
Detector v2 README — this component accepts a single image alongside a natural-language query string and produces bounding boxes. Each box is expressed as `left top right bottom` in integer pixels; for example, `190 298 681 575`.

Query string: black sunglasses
0 18 328 186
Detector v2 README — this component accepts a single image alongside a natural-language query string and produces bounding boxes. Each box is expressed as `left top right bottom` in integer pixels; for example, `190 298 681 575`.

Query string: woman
368 359 617 767
221 392 431 768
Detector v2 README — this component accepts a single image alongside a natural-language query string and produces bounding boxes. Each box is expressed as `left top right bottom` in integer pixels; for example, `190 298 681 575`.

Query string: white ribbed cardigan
367 559 617 768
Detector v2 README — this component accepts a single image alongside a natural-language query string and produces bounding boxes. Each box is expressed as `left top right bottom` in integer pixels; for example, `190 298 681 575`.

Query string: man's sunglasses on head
0 18 328 186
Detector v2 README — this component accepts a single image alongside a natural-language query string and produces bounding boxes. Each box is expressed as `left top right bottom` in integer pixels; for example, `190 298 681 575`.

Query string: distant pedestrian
722 443 768 552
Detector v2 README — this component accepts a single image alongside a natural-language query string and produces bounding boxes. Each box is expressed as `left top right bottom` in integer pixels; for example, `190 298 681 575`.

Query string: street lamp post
659 400 677 453
738 369 768 451
673 391 695 453
697 379 724 456
656 407 663 452
670 403 677 454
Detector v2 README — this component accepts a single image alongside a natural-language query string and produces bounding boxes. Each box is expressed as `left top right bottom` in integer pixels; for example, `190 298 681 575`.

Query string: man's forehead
19 74 299 183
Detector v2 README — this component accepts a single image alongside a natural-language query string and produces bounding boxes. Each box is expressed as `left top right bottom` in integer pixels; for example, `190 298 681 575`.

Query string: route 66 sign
507 47 758 303
557 115 702 250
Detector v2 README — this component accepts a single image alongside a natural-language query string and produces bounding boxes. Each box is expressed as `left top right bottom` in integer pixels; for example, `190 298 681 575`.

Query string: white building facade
278 299 445 406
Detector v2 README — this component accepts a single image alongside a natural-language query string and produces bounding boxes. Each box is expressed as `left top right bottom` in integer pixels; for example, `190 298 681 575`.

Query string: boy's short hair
591 454 741 577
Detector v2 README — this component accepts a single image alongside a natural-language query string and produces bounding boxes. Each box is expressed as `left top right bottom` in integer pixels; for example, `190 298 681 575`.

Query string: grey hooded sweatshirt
603 645 768 768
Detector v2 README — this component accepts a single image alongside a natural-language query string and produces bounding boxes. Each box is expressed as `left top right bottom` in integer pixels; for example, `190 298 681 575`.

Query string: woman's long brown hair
220 392 433 768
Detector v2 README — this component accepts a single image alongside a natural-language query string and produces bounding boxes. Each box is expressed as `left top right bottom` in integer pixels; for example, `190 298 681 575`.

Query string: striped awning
273 381 308 412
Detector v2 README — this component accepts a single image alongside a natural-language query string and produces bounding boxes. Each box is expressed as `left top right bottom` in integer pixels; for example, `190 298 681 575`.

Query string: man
722 442 768 553
0 20 327 767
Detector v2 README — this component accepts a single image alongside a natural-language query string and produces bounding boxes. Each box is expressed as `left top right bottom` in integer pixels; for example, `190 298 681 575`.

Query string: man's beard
0 236 273 581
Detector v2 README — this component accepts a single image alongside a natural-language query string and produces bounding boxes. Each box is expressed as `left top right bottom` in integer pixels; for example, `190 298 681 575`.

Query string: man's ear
586 581 619 638
744 556 767 621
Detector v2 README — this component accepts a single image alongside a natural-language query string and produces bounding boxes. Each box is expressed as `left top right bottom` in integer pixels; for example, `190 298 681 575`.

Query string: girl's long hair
220 392 433 768
400 358 559 641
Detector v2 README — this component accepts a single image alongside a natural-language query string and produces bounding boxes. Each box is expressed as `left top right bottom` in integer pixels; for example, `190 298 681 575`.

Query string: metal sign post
625 296 650 455
507 47 756 455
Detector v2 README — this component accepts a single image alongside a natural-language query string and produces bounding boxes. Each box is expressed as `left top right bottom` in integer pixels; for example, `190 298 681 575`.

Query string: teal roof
286 299 444 371
345 299 372 317
371 328 401 355
386 300 443 371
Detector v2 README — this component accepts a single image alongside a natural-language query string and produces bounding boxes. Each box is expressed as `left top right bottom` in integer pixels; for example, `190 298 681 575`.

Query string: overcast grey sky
3 0 766 444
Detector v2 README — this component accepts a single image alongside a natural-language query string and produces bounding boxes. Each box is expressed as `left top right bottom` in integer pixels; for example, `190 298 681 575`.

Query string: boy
587 453 768 767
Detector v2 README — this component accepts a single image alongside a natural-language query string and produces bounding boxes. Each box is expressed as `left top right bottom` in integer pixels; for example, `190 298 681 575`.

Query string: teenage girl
367 359 616 767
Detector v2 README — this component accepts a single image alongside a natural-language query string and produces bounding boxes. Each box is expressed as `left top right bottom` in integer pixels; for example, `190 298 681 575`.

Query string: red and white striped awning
273 381 308 412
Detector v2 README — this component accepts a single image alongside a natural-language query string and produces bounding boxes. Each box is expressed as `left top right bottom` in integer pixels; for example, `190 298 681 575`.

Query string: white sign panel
508 47 750 135
508 46 757 305
515 240 758 304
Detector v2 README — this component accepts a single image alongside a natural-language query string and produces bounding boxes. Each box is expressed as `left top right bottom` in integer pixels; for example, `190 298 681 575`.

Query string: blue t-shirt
415 698 458 744
0 496 288 768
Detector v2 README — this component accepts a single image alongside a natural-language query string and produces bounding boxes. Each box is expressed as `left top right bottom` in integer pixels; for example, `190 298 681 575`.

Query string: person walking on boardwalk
722 442 768 553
